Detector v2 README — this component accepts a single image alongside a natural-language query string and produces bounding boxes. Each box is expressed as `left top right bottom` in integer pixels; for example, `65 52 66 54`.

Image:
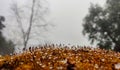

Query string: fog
0 0 105 49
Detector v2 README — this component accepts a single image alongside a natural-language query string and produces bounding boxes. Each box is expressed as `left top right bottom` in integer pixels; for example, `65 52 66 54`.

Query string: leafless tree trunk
11 0 51 50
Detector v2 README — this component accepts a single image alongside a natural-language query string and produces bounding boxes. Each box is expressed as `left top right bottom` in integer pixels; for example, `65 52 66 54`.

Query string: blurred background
0 0 112 55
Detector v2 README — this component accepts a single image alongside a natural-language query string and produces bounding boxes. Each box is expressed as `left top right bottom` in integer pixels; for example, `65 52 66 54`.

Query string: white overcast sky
0 0 106 47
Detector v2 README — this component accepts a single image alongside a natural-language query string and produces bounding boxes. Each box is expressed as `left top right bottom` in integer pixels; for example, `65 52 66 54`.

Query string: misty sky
0 0 106 48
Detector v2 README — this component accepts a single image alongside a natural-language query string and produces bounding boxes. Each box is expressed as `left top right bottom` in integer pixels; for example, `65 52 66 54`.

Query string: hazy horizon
0 0 106 49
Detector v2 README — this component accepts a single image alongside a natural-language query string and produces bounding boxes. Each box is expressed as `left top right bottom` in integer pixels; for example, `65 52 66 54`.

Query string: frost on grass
115 63 120 69
0 45 120 70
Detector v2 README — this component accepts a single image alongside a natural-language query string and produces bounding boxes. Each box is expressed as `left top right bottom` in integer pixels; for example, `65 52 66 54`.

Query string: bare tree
10 0 51 50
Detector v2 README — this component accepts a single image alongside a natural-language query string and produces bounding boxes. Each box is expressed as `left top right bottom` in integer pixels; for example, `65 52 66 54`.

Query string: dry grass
0 44 120 70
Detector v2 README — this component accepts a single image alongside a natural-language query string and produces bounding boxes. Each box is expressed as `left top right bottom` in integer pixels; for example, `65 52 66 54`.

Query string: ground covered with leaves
0 44 120 70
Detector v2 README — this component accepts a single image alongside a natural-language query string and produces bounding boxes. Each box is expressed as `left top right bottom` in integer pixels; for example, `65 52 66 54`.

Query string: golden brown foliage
0 44 120 70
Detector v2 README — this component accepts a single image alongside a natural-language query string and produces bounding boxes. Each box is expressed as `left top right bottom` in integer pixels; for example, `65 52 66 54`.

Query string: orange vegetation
0 44 120 70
